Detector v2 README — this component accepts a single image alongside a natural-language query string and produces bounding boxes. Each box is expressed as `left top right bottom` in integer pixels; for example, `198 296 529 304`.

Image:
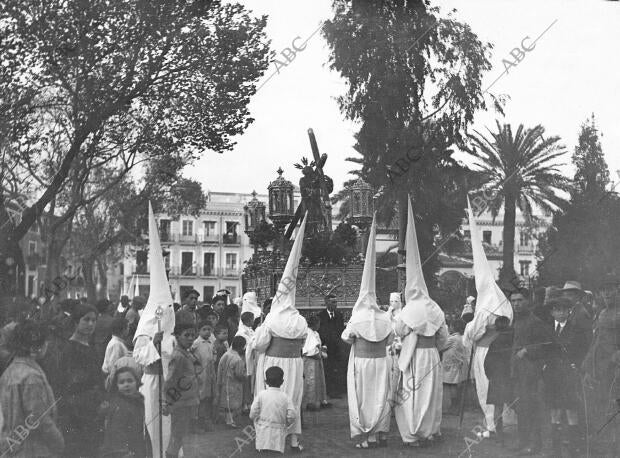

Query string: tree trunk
82 257 96 302
96 257 108 300
500 193 517 288
0 201 25 295
397 190 408 293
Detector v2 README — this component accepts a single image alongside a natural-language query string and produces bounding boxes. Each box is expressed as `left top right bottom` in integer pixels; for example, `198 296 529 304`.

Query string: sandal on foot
355 441 369 449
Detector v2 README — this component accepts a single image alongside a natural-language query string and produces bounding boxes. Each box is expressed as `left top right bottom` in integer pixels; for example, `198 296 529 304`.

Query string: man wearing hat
583 274 620 455
561 280 593 348
318 293 346 398
176 288 200 326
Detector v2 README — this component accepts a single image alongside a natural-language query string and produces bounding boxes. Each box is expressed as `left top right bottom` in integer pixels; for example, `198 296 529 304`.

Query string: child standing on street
100 366 150 458
164 323 201 458
442 319 470 414
213 323 229 370
215 335 247 428
302 315 329 411
483 316 514 444
192 320 216 431
250 366 296 454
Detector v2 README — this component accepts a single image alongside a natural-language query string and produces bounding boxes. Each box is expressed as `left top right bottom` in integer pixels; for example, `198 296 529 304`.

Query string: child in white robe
302 315 328 410
250 366 296 453
102 317 130 377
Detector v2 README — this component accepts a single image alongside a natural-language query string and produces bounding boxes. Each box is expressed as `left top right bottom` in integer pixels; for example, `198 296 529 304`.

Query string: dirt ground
183 396 614 458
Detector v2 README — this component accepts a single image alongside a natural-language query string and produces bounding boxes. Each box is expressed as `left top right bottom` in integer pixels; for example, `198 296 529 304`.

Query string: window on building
204 253 215 275
519 231 530 246
160 219 171 241
203 286 214 301
181 252 194 275
136 250 148 274
482 231 492 244
225 221 238 235
119 263 124 275
28 241 37 256
520 261 531 276
225 253 237 270
163 251 170 270
182 220 193 236
203 221 216 236
27 275 35 297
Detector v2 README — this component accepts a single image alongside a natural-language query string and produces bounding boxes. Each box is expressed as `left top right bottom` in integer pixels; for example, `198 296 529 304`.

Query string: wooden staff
155 306 164 458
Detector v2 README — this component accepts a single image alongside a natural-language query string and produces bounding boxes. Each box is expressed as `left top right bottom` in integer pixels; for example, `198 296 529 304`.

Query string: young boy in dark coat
484 315 514 444
543 297 590 458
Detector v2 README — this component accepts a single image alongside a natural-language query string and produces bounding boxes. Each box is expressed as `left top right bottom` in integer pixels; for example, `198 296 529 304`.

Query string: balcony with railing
202 266 217 277
221 267 241 277
168 265 197 276
222 233 239 245
200 233 219 243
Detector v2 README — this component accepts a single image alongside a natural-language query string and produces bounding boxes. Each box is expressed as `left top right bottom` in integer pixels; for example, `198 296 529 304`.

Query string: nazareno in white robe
253 324 306 436
393 320 449 442
342 322 393 440
133 334 174 457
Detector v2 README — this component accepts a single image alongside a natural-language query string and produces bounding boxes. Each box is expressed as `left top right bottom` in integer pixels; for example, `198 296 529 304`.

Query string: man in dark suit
318 293 346 398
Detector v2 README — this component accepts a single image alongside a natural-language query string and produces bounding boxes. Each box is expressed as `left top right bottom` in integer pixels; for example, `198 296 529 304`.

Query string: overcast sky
187 0 620 195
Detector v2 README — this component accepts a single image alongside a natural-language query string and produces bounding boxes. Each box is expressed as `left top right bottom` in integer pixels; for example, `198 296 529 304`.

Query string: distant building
438 208 552 284
121 191 300 303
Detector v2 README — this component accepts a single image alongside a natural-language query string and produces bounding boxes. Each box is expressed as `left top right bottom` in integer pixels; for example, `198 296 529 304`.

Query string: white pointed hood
263 213 308 339
241 292 262 319
399 196 445 336
349 214 392 341
467 197 513 321
134 202 175 341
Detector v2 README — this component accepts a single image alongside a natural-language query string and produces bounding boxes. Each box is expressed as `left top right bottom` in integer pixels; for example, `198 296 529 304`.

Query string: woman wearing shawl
387 292 404 403
253 215 308 451
394 198 449 447
341 215 394 449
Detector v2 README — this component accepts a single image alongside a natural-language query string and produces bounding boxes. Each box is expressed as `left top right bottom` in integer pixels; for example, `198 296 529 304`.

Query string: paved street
185 398 549 458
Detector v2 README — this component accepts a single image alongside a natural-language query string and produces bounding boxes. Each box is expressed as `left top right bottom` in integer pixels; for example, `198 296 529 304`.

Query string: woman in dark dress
58 304 104 457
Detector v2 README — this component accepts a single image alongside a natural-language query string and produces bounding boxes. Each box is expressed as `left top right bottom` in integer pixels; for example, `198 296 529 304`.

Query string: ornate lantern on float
268 168 295 244
244 190 266 237
347 178 375 252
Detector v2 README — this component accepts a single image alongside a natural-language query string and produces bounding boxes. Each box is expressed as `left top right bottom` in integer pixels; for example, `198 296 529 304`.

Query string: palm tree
467 121 571 285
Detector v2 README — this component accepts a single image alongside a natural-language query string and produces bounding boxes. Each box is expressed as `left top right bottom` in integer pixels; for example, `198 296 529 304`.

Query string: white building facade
122 191 268 303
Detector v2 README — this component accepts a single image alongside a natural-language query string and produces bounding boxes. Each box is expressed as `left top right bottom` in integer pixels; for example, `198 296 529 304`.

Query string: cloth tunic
249 387 296 453
215 349 246 413
342 326 392 440
463 313 498 432
394 322 448 442
302 329 327 407
0 357 64 457
442 333 470 384
253 325 305 436
133 335 173 458
191 336 216 400
99 392 149 458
